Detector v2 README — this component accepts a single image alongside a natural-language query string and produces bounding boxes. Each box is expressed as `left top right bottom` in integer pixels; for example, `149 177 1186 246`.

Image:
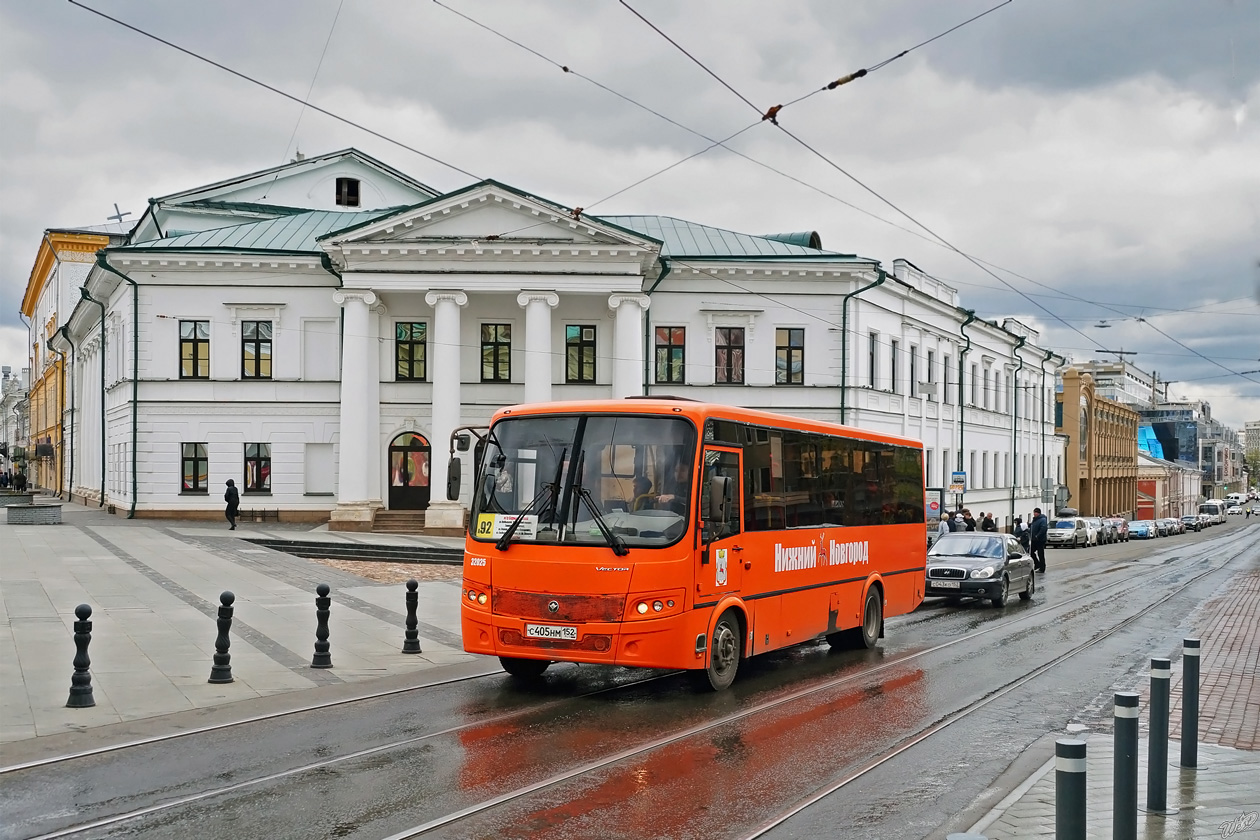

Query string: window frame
714 326 745 384
179 320 210 380
335 177 361 208
775 327 804 385
565 324 598 384
244 443 272 493
395 321 427 382
480 323 512 383
890 339 900 394
241 320 273 380
655 326 686 384
868 332 878 388
181 442 209 493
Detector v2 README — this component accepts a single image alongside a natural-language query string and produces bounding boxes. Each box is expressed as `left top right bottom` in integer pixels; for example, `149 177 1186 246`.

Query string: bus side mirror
456 433 471 452
708 475 732 523
446 456 461 501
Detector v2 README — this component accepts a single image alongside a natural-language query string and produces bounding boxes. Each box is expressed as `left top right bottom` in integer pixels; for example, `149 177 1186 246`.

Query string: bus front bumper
462 607 706 671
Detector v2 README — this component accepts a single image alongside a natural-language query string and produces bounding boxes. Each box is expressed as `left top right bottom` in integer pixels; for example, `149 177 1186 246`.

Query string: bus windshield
470 413 697 549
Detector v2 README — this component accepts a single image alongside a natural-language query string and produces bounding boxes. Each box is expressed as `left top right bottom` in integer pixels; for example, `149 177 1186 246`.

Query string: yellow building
1056 368 1140 517
21 230 114 493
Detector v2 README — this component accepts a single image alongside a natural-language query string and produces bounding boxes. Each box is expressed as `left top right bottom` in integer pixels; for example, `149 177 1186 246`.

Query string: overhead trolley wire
616 0 1260 389
68 0 481 182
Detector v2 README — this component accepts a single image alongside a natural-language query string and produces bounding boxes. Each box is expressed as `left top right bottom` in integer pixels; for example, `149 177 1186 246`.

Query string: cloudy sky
2 0 1258 428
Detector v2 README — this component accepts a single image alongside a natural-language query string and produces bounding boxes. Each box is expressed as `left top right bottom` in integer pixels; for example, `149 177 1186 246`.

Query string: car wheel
992 575 1009 607
697 609 741 691
499 656 551 679
1020 570 1035 601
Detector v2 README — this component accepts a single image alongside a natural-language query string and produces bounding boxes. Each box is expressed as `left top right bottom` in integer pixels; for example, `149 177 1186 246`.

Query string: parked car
1180 515 1202 532
1106 517 1129 542
1083 517 1108 545
925 532 1035 607
1197 513 1213 528
1164 517 1186 535
1129 520 1155 539
1048 516 1088 549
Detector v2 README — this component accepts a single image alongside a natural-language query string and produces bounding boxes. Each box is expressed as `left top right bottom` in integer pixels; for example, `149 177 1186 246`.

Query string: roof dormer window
336 177 360 207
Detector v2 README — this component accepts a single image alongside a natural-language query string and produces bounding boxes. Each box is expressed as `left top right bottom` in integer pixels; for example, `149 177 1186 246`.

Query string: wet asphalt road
3 518 1257 840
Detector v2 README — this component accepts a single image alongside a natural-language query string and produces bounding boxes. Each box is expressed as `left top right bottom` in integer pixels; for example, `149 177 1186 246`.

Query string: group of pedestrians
937 505 1049 574
0 470 28 491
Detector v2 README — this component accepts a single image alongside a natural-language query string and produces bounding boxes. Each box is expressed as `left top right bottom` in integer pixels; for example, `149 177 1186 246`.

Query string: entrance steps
372 510 428 533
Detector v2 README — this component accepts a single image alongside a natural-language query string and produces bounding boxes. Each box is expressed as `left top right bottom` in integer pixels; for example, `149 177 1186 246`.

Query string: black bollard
311 583 333 668
401 579 423 654
66 603 96 708
1113 692 1140 840
1055 739 1087 840
1180 638 1200 769
208 591 236 684
1146 658 1171 812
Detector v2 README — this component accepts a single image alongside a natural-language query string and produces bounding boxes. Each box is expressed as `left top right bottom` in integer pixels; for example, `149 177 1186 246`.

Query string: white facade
54 151 1065 531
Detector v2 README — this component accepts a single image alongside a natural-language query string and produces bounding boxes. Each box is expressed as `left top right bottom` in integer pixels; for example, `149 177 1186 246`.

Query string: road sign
950 471 967 493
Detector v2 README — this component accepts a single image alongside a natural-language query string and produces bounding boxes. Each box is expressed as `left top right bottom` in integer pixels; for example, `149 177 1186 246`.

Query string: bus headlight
652 600 664 612
477 593 488 605
624 590 685 621
636 602 649 614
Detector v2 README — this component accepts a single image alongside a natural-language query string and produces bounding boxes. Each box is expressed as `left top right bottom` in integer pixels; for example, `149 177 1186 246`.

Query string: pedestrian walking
948 512 961 532
14 471 27 492
963 509 977 532
224 479 239 530
936 515 950 539
981 512 997 532
1029 507 1049 573
1015 515 1031 552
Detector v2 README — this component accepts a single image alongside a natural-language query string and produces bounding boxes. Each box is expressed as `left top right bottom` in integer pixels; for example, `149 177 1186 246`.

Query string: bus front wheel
696 610 741 691
499 656 550 679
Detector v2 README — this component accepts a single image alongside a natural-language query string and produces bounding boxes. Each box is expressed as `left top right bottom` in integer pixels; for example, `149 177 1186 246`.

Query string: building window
181 443 208 493
926 350 935 401
395 322 427 381
655 326 686 383
868 333 878 388
481 324 512 382
983 367 991 409
241 320 272 379
943 354 952 404
926 448 934 485
776 328 804 385
245 443 271 493
565 325 597 383
909 345 918 398
970 364 979 405
180 320 210 379
335 177 360 207
890 340 900 394
715 327 744 384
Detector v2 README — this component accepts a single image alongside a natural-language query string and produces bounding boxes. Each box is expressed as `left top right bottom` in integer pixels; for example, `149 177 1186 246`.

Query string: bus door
696 447 743 602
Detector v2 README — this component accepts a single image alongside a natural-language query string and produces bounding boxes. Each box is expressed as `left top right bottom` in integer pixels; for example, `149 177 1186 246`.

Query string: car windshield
928 534 1004 559
470 413 696 549
1054 519 1076 528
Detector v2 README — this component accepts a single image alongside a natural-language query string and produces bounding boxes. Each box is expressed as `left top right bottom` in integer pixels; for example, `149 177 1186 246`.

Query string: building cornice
22 232 111 317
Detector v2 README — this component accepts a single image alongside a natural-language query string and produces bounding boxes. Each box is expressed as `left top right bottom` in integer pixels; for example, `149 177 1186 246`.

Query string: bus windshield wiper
575 487 630 556
496 449 566 552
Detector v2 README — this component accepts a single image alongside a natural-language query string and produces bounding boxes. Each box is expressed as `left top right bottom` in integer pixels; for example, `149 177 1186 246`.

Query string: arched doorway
388 432 431 510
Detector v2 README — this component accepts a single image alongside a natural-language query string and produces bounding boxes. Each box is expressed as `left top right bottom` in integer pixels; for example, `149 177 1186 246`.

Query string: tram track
11 527 1249 840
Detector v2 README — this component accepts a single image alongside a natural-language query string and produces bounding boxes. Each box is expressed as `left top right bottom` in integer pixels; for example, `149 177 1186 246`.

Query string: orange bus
449 397 926 690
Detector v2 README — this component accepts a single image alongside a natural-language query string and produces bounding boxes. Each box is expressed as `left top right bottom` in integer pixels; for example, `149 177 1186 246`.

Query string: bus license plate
932 580 961 589
525 624 578 641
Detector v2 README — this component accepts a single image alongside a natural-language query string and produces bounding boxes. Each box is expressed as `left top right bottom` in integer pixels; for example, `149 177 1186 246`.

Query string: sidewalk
0 498 483 757
963 558 1260 839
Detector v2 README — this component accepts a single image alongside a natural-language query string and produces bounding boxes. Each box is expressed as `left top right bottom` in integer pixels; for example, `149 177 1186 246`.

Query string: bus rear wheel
499 656 550 679
828 587 883 650
696 610 741 691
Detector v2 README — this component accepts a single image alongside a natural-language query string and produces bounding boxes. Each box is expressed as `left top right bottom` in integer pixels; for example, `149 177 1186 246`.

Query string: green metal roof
118 208 399 255
596 215 857 260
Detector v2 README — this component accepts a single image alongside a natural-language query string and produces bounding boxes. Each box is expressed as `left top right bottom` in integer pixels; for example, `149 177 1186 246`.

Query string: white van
1225 492 1246 506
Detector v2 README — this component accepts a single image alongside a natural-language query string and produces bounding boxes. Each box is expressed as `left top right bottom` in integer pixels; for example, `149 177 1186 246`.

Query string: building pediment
319 181 663 274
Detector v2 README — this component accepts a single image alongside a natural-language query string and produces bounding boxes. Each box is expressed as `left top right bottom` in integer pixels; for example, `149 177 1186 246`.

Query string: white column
517 291 559 403
425 290 468 531
608 294 650 398
330 290 381 530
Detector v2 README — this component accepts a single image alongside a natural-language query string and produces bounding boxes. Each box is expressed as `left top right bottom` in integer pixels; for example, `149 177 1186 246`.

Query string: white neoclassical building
46 149 1063 532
